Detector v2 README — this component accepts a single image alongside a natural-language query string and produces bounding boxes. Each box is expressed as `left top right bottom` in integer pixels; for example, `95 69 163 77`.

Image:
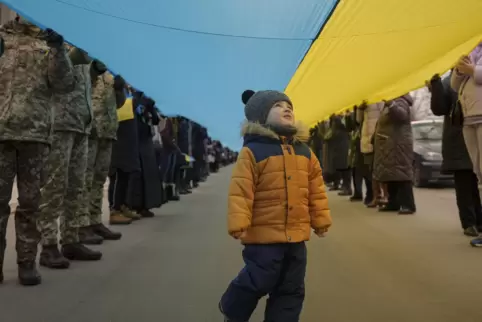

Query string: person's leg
453 170 479 235
463 125 480 179
88 139 112 226
16 142 50 285
77 137 97 229
363 174 373 205
37 132 72 269
398 181 416 214
220 244 286 322
0 142 17 284
61 134 102 261
380 181 399 211
367 179 380 208
264 242 306 322
338 169 352 196
351 167 363 200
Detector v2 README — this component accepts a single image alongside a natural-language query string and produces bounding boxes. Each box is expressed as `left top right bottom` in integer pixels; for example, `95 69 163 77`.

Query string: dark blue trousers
220 242 307 322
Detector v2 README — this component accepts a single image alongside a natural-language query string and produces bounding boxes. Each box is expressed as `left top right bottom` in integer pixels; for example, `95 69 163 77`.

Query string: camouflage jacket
91 72 118 139
52 64 93 134
0 20 74 144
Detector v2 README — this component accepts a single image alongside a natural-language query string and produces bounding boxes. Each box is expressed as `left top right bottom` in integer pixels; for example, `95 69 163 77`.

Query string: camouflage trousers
78 138 113 227
0 141 49 265
37 132 88 246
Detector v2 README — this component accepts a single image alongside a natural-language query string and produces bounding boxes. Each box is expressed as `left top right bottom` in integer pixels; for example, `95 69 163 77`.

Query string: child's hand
314 228 328 237
231 230 247 240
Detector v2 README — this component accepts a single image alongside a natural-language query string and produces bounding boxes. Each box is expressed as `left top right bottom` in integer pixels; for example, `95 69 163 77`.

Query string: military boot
61 243 102 261
79 226 104 245
121 206 141 221
109 210 133 225
18 261 41 286
40 244 70 269
91 223 122 240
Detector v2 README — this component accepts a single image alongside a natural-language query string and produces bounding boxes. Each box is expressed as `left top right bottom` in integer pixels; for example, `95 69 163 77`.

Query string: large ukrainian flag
2 0 482 147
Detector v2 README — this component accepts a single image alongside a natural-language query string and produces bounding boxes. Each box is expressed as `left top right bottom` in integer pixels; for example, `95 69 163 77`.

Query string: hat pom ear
242 90 255 104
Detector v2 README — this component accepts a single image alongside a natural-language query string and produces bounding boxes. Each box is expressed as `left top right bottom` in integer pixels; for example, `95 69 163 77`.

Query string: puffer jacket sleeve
47 45 74 93
227 147 257 236
308 151 332 230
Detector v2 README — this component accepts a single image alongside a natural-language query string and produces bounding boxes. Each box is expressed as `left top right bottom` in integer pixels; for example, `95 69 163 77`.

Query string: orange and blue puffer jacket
228 122 332 244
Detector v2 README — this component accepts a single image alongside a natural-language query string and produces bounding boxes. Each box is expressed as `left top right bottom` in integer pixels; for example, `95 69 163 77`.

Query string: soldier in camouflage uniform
78 65 130 242
37 47 105 269
0 18 73 285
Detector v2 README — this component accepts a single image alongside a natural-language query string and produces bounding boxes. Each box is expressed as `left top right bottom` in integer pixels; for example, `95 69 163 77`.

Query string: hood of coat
1 20 42 39
241 121 309 145
398 94 414 107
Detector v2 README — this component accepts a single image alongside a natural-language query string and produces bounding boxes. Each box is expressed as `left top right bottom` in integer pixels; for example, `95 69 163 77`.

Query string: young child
219 90 332 322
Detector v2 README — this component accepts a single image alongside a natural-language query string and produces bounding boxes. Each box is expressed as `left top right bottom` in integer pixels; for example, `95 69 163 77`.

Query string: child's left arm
308 151 332 232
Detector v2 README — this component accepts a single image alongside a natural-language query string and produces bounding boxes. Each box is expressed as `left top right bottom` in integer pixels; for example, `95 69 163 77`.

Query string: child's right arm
227 147 257 238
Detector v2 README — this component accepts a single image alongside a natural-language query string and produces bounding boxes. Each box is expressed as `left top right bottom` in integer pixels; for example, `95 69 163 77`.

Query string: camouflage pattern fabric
79 138 113 227
0 20 74 145
37 132 88 246
91 72 118 140
51 64 93 134
0 142 49 265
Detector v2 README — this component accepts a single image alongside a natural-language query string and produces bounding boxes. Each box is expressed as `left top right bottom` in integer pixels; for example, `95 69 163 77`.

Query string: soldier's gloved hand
45 28 64 48
113 75 126 90
92 59 107 75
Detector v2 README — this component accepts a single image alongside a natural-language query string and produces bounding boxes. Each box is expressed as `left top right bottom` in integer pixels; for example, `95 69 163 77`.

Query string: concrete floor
1 168 482 322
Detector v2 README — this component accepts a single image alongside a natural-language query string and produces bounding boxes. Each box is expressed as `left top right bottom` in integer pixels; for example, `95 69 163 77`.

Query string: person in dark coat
429 73 482 237
373 94 416 214
346 108 373 203
108 89 142 222
126 95 163 217
330 114 351 194
160 117 183 201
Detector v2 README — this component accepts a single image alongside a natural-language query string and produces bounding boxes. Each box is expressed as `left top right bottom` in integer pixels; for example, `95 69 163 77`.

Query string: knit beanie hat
242 89 293 124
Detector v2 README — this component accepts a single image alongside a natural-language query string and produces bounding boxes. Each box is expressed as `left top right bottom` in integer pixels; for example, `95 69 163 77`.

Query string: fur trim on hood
241 121 309 143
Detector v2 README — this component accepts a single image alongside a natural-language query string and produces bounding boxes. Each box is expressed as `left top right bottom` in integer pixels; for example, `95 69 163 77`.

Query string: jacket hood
241 121 309 143
1 20 42 38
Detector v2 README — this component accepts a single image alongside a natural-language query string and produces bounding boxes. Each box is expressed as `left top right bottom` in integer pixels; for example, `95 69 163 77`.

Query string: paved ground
1 168 482 322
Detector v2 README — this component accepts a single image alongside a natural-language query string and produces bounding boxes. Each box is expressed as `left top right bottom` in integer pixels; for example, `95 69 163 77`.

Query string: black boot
40 244 70 269
91 224 122 240
18 261 41 286
79 226 104 245
139 209 155 218
62 243 102 261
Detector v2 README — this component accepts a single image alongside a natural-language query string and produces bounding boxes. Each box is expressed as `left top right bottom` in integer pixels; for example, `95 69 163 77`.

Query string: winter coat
326 115 350 171
0 20 74 144
91 72 123 140
345 113 363 168
451 43 482 118
52 64 92 134
110 96 140 173
430 75 473 173
126 99 162 210
358 102 383 154
373 95 414 182
228 122 332 244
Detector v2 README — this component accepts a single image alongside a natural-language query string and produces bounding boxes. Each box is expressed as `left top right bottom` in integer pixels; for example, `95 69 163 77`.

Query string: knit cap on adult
242 90 292 124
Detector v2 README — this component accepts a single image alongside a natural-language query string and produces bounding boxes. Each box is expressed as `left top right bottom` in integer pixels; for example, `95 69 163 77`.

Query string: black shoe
338 189 352 196
464 226 479 237
398 208 416 215
62 243 102 261
329 186 340 191
91 224 122 240
470 237 482 247
193 182 199 188
40 244 70 269
350 195 363 202
139 209 155 218
18 262 41 286
379 205 399 212
79 227 104 245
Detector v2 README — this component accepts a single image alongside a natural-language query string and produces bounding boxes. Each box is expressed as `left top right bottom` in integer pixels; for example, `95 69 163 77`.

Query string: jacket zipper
283 143 292 241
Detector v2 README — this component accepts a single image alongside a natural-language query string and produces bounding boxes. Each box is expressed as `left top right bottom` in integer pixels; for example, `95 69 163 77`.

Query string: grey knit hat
242 90 293 124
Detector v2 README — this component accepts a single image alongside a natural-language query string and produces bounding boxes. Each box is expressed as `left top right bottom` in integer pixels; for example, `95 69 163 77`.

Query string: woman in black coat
429 73 482 237
126 95 163 217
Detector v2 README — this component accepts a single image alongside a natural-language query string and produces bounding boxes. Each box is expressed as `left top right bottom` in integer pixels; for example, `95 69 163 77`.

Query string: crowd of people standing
0 17 236 286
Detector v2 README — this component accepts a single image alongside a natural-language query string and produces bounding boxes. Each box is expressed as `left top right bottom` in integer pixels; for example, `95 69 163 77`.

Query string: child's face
266 101 295 127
